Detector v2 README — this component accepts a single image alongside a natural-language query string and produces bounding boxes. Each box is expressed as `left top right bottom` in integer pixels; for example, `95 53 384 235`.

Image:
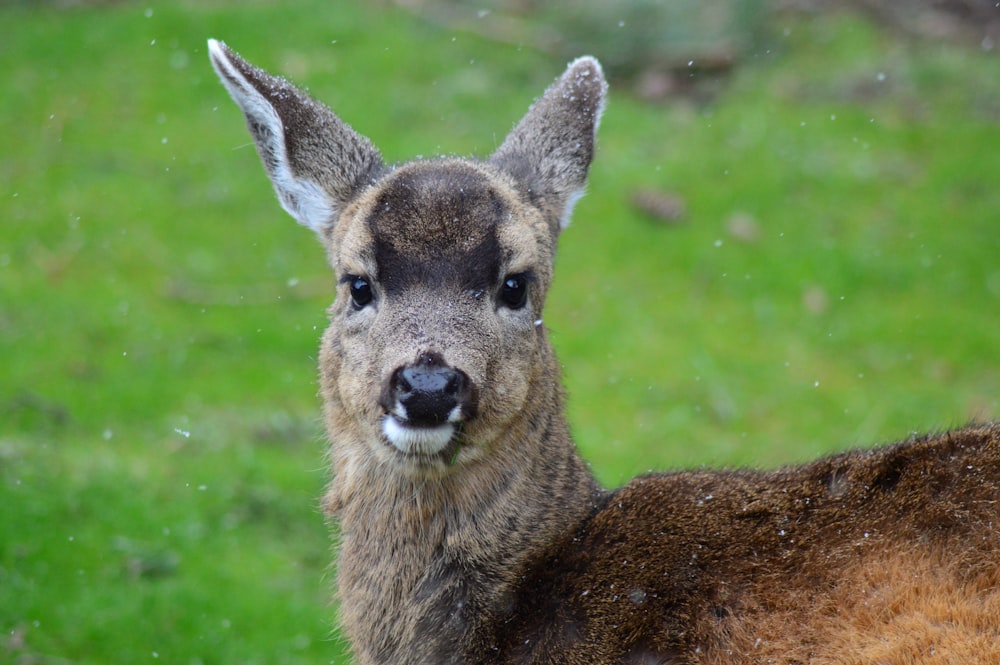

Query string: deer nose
385 353 473 426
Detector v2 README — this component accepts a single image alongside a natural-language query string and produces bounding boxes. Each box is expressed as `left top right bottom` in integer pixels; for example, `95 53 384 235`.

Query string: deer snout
379 353 477 457
394 363 465 425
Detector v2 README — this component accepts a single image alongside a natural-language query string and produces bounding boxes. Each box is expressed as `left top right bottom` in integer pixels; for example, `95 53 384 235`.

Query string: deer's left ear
490 57 607 236
208 39 384 238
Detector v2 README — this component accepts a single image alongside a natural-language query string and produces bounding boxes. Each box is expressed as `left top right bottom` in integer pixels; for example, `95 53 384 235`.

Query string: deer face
321 160 556 473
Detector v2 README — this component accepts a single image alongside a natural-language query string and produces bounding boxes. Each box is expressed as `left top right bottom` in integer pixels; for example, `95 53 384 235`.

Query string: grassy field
2 2 998 663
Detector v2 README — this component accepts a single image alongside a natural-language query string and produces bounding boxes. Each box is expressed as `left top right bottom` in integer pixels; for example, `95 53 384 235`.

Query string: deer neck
329 358 601 663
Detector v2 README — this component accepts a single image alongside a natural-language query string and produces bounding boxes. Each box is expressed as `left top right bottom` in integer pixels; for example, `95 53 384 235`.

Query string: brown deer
208 40 1000 664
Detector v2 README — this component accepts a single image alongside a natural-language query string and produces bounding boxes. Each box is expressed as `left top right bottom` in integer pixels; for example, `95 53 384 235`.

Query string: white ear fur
560 56 605 231
208 39 336 234
560 188 585 230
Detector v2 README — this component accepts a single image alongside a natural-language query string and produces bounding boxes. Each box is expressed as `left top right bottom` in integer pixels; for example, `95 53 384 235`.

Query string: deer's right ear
207 39 384 237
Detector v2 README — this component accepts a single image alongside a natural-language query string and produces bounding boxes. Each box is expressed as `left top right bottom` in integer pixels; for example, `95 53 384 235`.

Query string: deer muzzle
379 352 477 457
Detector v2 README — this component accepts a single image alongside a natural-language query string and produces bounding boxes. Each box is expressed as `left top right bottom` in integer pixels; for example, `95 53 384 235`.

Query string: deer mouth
381 413 458 456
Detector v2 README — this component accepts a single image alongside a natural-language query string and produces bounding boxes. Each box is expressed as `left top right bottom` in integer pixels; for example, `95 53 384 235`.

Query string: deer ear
490 56 607 235
208 39 384 237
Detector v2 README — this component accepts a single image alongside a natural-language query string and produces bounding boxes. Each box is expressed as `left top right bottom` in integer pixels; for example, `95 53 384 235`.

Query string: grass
2 2 998 663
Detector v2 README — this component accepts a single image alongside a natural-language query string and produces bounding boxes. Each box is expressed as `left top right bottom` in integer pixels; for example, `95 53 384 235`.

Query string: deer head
208 41 605 489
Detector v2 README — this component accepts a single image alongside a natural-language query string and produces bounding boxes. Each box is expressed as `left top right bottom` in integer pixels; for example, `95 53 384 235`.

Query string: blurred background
2 0 999 662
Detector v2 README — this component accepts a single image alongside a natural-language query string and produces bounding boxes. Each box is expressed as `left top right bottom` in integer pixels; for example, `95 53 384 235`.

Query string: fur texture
209 42 1000 664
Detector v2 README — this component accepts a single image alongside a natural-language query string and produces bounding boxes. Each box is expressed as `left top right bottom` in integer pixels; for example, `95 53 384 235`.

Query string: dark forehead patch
367 162 506 295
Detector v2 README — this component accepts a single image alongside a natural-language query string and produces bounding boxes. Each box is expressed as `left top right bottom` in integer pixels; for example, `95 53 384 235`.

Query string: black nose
385 353 473 426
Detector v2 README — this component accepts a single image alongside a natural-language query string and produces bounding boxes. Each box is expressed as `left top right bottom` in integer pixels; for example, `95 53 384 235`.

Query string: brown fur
208 41 1000 664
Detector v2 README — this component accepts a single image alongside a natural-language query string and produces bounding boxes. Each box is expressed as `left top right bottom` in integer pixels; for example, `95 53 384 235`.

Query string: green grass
2 2 998 663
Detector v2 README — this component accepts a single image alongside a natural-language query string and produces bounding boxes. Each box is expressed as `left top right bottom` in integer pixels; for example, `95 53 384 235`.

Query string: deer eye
346 275 373 310
499 273 529 310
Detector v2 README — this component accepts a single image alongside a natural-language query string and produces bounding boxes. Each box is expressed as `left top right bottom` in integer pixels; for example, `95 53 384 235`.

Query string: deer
207 40 1000 664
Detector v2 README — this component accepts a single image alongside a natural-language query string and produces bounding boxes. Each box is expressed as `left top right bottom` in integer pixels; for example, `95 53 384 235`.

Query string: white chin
382 416 455 456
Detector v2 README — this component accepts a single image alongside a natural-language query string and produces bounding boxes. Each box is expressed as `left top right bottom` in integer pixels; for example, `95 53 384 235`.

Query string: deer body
209 41 1000 664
